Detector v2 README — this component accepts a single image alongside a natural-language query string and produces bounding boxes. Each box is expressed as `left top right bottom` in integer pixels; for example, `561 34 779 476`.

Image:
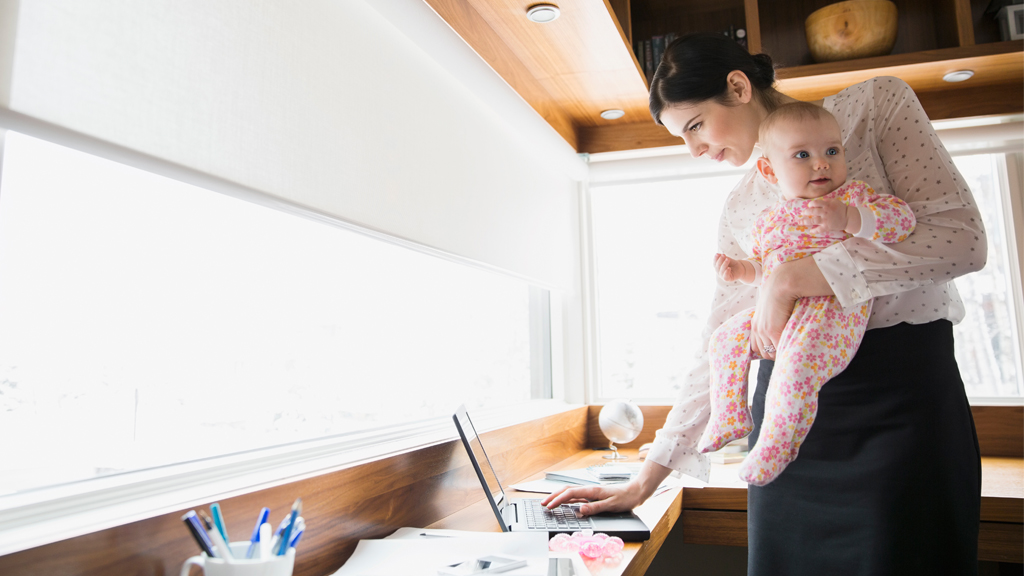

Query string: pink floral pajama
696 180 916 486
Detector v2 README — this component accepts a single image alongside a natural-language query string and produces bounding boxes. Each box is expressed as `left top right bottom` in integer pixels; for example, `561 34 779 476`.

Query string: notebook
452 405 651 541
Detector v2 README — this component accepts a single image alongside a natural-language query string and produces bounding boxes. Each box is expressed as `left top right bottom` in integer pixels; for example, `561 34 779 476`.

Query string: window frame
0 108 569 556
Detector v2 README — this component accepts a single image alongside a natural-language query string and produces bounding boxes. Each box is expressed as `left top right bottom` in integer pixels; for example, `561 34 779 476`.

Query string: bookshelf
422 0 1023 154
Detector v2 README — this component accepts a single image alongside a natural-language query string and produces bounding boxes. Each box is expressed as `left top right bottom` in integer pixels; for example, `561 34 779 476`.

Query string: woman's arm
812 77 986 310
752 78 987 354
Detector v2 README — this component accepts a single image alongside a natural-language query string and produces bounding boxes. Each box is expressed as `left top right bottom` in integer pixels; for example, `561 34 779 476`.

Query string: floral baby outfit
696 180 916 486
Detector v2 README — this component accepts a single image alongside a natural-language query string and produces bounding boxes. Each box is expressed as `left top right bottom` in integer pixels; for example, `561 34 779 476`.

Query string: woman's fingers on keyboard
543 486 596 508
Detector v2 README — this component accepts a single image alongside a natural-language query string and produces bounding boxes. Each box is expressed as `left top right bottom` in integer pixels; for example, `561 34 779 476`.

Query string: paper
332 531 549 576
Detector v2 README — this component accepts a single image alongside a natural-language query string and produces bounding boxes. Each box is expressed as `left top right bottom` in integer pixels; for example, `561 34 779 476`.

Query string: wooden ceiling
422 0 1024 154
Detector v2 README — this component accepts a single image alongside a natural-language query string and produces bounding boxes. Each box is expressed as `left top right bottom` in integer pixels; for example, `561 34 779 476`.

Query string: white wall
0 0 588 397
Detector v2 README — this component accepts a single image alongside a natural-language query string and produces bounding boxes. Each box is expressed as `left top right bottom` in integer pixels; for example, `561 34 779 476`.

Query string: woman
543 33 984 575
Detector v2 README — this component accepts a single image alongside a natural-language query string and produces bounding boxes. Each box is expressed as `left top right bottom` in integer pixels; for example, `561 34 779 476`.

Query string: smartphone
437 554 527 575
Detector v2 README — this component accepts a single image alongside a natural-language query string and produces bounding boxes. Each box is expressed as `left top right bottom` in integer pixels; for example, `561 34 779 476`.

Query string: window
589 148 1024 402
590 174 737 400
0 132 550 496
950 153 1023 397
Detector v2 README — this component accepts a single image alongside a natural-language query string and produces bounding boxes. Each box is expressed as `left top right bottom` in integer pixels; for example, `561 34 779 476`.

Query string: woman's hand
541 460 672 516
750 258 832 359
540 481 646 517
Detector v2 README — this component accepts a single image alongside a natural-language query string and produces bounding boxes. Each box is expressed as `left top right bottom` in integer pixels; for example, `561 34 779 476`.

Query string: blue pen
210 503 230 544
277 498 302 556
182 511 218 557
245 507 270 559
289 528 304 549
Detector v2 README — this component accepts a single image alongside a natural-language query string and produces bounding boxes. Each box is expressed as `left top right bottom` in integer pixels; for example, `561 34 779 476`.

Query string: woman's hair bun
750 53 776 89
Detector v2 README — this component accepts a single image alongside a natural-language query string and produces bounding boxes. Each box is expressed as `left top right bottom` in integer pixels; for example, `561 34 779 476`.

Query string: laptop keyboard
523 500 594 531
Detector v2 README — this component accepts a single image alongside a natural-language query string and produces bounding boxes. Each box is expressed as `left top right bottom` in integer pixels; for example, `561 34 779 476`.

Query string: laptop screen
453 406 508 523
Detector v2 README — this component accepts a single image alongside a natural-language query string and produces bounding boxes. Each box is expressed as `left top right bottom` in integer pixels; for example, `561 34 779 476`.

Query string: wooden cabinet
424 0 1022 154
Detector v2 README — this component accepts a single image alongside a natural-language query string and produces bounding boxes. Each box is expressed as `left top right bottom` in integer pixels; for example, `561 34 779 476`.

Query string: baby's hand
804 198 852 234
713 253 744 282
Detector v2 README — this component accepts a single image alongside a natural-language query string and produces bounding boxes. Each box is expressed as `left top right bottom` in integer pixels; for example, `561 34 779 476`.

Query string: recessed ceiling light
943 70 974 83
526 4 560 23
600 109 625 120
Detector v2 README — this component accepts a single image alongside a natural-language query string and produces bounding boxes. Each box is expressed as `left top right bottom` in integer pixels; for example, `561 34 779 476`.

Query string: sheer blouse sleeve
813 77 987 308
644 185 761 482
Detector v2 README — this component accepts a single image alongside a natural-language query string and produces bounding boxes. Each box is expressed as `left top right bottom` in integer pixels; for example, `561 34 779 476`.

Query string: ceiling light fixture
943 70 974 83
526 4 560 23
600 109 625 120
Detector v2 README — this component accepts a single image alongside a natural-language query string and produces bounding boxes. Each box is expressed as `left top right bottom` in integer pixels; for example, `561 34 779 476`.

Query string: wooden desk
428 449 682 576
0 405 1019 575
680 457 1024 563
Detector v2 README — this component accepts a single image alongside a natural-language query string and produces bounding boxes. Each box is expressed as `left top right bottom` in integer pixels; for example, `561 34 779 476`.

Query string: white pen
259 522 272 560
208 528 235 563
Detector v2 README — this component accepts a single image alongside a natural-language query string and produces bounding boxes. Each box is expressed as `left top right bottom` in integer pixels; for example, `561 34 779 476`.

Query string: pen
287 518 305 547
246 507 270 559
198 510 215 531
277 498 302 556
289 528 304 549
269 513 292 552
210 503 230 544
208 525 235 563
259 522 272 560
182 511 218 558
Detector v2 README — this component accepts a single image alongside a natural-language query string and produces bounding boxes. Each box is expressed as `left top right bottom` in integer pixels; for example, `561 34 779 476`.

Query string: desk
681 457 1024 563
0 406 1019 576
429 451 1024 573
428 449 682 576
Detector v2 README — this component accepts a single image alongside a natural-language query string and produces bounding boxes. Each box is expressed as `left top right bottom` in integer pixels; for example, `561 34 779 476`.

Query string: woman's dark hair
650 33 778 125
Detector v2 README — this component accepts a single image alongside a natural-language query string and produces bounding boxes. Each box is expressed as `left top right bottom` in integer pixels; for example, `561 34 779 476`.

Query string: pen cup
180 542 294 576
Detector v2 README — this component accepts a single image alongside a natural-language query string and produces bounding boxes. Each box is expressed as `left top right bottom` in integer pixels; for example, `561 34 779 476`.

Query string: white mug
181 542 295 576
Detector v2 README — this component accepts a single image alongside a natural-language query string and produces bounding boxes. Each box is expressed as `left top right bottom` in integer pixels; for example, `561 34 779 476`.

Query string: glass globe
598 400 644 460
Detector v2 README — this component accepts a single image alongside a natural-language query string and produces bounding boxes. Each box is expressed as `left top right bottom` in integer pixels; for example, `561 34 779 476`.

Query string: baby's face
765 116 847 201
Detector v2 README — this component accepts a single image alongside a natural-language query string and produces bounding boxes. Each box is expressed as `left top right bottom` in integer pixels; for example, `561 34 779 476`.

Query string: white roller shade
1 0 583 290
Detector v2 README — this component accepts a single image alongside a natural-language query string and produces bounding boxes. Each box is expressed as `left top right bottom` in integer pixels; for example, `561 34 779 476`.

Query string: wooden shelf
424 0 1023 154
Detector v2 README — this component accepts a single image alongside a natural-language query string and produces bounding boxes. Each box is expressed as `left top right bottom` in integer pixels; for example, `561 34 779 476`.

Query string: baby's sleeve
845 180 917 244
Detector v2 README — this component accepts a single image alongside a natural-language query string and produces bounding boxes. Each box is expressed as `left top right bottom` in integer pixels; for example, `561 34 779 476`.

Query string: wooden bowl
805 0 898 63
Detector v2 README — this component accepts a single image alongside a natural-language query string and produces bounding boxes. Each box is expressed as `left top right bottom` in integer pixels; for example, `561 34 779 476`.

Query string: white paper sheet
332 531 549 576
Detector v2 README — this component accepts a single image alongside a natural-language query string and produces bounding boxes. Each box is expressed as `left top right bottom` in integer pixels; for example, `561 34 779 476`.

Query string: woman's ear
725 70 753 105
756 156 778 183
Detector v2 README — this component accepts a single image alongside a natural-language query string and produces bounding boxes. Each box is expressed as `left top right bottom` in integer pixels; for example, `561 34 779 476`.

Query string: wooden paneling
743 0 762 54
680 512 1024 562
680 510 748 547
0 409 588 576
578 120 680 154
423 0 650 140
586 405 1024 458
426 0 1023 153
974 406 1024 458
422 0 579 148
978 522 1024 563
775 41 1024 102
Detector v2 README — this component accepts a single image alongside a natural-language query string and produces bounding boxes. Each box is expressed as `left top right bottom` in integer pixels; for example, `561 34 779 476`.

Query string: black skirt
747 320 981 576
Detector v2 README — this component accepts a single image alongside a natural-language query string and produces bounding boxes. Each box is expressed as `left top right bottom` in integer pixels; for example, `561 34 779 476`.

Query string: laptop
452 405 651 541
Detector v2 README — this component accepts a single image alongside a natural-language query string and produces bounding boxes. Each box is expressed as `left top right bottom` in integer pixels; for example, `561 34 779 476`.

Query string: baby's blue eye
826 147 839 156
795 151 809 159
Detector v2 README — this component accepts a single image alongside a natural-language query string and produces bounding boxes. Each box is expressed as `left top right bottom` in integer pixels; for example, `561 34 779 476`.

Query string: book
650 35 665 76
643 39 653 83
544 464 640 485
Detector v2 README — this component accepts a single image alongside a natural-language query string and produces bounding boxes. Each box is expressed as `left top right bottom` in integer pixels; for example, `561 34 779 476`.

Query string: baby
696 102 916 486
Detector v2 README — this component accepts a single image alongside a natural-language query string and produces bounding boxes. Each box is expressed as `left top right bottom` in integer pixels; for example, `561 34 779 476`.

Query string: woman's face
658 74 764 166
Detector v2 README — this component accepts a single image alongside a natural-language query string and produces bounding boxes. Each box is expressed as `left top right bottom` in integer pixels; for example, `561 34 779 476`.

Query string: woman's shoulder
830 76 916 113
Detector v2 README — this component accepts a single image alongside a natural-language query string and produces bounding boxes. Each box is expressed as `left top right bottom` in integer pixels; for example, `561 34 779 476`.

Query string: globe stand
603 440 628 460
